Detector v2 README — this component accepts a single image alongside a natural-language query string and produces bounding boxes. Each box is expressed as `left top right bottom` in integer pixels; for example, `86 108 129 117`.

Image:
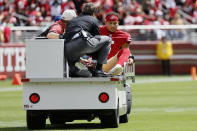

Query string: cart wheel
119 114 129 123
26 110 46 129
100 102 119 128
126 84 132 114
100 109 119 128
119 84 131 123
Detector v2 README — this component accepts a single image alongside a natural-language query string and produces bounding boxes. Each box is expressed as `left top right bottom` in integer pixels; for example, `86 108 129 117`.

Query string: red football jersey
100 26 131 59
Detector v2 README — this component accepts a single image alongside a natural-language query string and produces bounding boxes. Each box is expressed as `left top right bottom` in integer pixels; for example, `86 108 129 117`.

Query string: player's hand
128 55 135 65
128 58 133 65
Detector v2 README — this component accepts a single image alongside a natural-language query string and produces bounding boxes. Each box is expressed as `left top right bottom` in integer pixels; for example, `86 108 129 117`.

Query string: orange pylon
12 73 23 85
191 66 196 80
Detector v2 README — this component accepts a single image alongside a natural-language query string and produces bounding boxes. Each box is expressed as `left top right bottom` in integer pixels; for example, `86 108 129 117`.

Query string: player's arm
47 32 59 39
47 32 64 39
121 42 134 65
47 25 64 39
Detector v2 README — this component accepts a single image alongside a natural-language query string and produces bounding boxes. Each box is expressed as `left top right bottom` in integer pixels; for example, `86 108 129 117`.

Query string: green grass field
0 76 197 131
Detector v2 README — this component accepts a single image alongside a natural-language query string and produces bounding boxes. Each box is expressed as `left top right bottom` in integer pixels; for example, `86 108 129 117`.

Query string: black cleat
70 69 92 77
93 70 108 77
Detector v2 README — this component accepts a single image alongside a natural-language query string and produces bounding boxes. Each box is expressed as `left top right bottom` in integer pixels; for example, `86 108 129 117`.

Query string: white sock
109 64 122 74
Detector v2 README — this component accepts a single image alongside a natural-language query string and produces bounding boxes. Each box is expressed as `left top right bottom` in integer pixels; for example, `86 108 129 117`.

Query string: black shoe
93 70 108 77
70 69 92 77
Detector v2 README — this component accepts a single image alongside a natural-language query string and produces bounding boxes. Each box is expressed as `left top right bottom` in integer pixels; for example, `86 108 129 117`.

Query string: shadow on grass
0 127 28 131
0 123 103 130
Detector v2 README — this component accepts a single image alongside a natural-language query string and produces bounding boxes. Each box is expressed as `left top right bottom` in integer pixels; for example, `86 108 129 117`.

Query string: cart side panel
26 39 64 78
23 81 120 110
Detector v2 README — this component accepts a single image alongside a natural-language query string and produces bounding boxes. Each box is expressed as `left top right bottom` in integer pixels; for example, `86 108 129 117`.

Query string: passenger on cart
100 12 134 76
76 12 135 77
38 9 77 39
64 3 112 77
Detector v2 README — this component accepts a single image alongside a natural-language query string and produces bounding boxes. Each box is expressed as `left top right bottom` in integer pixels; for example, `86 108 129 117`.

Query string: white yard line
135 76 192 84
0 76 194 92
134 107 197 112
0 121 26 127
0 107 196 127
0 87 22 92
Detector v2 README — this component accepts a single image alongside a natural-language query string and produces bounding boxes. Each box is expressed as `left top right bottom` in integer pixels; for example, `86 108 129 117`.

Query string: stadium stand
0 0 197 27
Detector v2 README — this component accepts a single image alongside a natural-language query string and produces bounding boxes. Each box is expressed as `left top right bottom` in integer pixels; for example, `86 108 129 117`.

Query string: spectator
182 0 193 15
175 0 185 7
133 7 144 25
169 13 185 40
50 0 62 20
165 0 177 17
156 35 173 75
3 26 10 43
192 3 197 23
0 0 195 43
46 9 77 39
153 15 168 40
171 13 184 25
61 0 75 13
0 15 11 43
127 0 140 13
39 0 51 18
72 0 87 14
140 0 152 16
0 26 4 43
124 11 135 25
151 0 162 9
0 0 193 27
114 1 124 25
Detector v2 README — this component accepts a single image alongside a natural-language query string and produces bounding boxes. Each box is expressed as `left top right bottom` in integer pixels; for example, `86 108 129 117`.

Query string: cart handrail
123 62 135 83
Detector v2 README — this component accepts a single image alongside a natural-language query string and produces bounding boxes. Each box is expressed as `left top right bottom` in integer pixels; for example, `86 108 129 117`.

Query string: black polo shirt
64 15 100 41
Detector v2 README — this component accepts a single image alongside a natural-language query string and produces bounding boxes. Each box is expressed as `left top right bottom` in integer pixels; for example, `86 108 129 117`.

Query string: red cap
106 15 119 22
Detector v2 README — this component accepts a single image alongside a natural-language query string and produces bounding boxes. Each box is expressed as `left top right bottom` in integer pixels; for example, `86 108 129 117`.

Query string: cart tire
119 114 129 123
100 109 119 128
100 102 119 128
126 84 132 114
26 110 46 129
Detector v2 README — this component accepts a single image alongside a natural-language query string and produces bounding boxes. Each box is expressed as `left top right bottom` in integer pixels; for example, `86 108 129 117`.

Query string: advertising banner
0 44 25 78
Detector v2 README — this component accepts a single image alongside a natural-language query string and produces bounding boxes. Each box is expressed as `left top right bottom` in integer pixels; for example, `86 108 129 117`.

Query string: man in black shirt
64 3 111 77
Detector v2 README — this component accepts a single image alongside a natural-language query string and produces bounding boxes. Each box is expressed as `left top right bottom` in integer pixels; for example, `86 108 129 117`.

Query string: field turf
0 76 197 131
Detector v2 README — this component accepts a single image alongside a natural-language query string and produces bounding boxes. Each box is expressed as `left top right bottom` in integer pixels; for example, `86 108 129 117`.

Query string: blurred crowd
0 0 197 43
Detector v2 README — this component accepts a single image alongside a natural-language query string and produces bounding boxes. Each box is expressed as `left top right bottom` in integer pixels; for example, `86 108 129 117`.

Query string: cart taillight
29 93 40 104
99 92 109 103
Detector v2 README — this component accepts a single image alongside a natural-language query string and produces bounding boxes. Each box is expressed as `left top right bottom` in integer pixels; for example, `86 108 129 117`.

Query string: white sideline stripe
0 107 196 127
135 55 197 60
0 120 101 127
0 77 193 92
0 121 26 127
118 24 197 30
0 87 22 92
134 107 197 112
135 77 192 84
10 24 197 31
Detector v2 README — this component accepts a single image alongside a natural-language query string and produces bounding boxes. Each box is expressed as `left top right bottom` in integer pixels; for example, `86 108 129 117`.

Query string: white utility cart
22 39 135 129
